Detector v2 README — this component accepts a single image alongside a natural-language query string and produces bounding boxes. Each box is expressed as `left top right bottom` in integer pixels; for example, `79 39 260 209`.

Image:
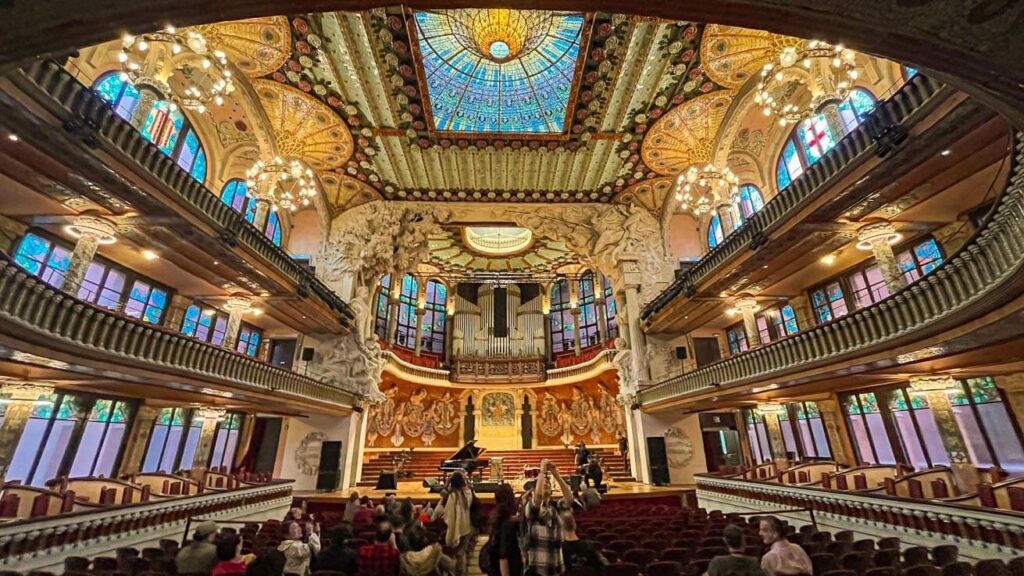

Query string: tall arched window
395 275 419 349
775 88 876 190
374 274 393 342
578 273 599 349
707 214 725 249
220 179 257 223
603 276 619 340
550 280 575 354
265 211 283 246
420 280 447 354
735 184 765 222
93 73 207 183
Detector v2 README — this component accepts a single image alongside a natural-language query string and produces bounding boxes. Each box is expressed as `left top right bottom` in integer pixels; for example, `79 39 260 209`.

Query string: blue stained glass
145 289 168 323
94 74 141 120
414 11 584 134
221 180 248 213
247 332 260 357
265 212 282 246
142 102 184 155
181 305 200 336
14 233 52 274
176 130 199 172
776 154 792 190
781 305 799 335
915 239 942 269
800 115 835 163
191 148 207 183
738 184 765 218
708 215 724 248
905 67 918 79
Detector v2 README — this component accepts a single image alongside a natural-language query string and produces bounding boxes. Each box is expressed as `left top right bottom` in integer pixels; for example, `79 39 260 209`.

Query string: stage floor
294 480 695 504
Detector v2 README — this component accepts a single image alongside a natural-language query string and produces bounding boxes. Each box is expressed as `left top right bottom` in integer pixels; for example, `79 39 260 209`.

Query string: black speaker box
301 347 315 361
315 441 342 492
375 471 398 490
472 481 501 493
674 346 688 359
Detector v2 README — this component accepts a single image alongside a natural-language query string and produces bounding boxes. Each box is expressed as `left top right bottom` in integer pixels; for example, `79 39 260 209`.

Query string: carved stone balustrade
451 356 546 384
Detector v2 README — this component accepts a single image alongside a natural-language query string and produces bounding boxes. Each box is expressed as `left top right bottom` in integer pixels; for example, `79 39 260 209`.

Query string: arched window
578 273 599 349
707 214 725 249
395 275 419 349
735 184 765 221
220 179 257 223
265 211 282 246
420 280 447 354
603 275 618 340
93 73 207 183
775 88 876 190
374 274 393 342
903 66 918 80
550 280 575 353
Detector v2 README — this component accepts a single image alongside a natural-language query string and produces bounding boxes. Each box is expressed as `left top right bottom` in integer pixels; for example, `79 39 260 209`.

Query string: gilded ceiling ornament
254 79 354 171
642 90 737 176
615 177 675 218
190 17 292 78
700 25 802 89
319 171 381 215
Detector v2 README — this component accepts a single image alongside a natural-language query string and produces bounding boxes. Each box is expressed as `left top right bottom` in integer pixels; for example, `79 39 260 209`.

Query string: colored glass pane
708 215 724 248
32 394 57 418
948 385 970 406
90 399 111 421
414 11 585 134
780 305 799 335
142 101 184 155
782 140 803 181
859 392 880 413
776 152 792 190
799 115 835 163
111 402 129 423
905 67 918 79
844 396 861 415
265 212 282 246
14 233 51 275
191 148 207 183
181 305 200 336
967 377 1000 404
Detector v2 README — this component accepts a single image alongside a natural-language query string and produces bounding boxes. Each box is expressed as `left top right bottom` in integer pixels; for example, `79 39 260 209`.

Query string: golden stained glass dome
445 9 553 62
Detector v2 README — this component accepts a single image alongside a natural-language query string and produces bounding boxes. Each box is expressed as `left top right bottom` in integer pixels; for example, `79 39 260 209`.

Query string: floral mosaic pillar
0 383 54 479
734 295 761 349
760 408 788 462
817 396 853 465
193 407 227 470
789 293 815 332
60 215 117 294
857 221 907 294
163 293 192 330
223 294 254 351
910 375 979 490
117 404 162 476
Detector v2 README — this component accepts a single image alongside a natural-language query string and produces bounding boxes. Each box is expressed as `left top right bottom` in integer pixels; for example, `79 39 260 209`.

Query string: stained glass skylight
413 9 586 134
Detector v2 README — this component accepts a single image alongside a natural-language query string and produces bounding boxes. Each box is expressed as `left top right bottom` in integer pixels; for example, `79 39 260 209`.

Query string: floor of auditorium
295 479 695 504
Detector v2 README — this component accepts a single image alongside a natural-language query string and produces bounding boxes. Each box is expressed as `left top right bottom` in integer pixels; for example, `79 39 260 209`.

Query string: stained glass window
181 303 230 346
70 398 133 478
92 73 207 183
838 89 876 133
265 212 283 246
779 401 831 459
743 408 773 464
375 274 394 342
236 324 262 357
736 184 765 221
799 115 835 164
810 281 849 323
849 264 889 308
420 280 448 355
948 377 1024 473
707 215 725 249
843 392 897 465
603 275 618 340
550 279 575 353
897 237 944 284
756 303 799 344
395 275 420 350
904 66 918 80
123 280 169 324
6 393 84 486
143 407 189 473
220 179 257 224
209 412 243 472
413 10 585 134
726 324 748 356
578 273 599 349
13 232 71 288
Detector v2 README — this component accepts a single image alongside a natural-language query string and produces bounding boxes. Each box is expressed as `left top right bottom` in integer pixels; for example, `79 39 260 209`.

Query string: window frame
602 276 619 341
420 279 448 355
374 274 394 343
394 275 419 350
69 397 136 478
141 407 192 474
235 323 263 357
180 302 232 347
948 377 1024 472
707 214 725 249
550 279 576 354
207 412 244 472
725 322 748 356
577 273 600 350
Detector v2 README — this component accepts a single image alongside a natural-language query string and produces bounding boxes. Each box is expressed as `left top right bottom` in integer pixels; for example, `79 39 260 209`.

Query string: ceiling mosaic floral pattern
641 90 736 175
253 79 354 170
426 229 578 274
318 172 382 216
700 25 802 89
191 17 292 78
413 10 586 134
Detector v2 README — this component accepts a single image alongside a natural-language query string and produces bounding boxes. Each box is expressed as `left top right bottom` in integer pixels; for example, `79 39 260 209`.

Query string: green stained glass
805 402 820 418
157 407 174 425
948 386 969 406
859 393 880 413
890 393 909 411
794 403 807 420
57 396 80 419
171 408 185 426
111 402 129 423
778 409 790 421
191 412 205 426
910 394 929 410
967 377 1000 404
90 399 112 421
844 396 862 415
31 394 57 418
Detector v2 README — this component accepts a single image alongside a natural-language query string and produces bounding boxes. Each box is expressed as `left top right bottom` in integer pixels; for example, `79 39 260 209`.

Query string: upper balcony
0 60 353 335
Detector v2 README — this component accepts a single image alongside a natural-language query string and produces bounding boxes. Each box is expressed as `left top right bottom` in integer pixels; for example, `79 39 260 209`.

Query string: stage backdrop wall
277 414 353 491
640 411 708 485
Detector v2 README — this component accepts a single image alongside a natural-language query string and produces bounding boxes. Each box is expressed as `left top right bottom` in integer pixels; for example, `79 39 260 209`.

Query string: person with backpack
432 471 476 576
482 484 523 576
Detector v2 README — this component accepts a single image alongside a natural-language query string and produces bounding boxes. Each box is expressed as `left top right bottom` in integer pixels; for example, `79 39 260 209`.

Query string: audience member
177 520 219 574
484 484 522 576
314 523 359 576
580 486 601 510
399 524 455 576
419 501 434 523
432 471 476 576
708 524 765 576
245 550 286 576
279 520 321 576
359 524 401 576
377 493 400 517
584 457 603 489
284 507 306 523
355 496 377 525
758 517 811 576
561 513 607 569
213 533 250 576
343 492 362 523
523 459 573 576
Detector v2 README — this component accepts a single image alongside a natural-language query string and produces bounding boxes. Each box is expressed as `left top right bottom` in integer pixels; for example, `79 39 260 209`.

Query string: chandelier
443 9 555 62
674 164 739 217
245 158 318 212
119 25 235 113
754 40 858 126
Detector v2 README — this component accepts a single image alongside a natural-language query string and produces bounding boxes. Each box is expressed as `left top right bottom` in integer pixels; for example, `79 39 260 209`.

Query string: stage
293 479 696 507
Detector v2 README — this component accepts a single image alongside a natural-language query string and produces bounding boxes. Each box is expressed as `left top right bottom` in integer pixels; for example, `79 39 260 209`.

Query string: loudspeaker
674 346 688 360
375 471 398 490
301 347 315 362
647 436 671 486
315 441 342 492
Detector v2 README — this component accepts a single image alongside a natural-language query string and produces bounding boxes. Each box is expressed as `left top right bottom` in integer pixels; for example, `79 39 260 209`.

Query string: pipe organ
452 284 545 358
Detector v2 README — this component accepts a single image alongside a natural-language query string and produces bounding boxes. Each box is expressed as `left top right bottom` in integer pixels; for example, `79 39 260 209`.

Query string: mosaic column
60 215 117 294
414 308 426 356
0 383 54 479
789 293 814 331
734 295 761 349
223 293 254 351
568 280 582 355
193 407 227 470
909 375 979 489
163 293 193 331
759 404 787 461
816 396 853 465
118 404 162 476
857 221 906 294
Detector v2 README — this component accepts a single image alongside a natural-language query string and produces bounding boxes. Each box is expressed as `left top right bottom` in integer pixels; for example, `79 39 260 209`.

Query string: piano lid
448 440 485 461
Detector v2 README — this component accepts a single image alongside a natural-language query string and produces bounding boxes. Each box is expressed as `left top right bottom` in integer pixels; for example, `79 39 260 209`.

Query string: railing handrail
0 253 356 408
381 348 617 386
641 74 946 322
15 60 353 325
640 129 1024 405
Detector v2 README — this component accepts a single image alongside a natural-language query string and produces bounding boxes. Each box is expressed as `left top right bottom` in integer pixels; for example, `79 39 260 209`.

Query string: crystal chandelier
674 164 739 216
245 158 318 212
119 25 235 113
443 9 555 62
754 40 858 126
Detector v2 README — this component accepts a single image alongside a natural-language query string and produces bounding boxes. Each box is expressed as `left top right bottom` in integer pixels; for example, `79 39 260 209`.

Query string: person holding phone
523 459 573 576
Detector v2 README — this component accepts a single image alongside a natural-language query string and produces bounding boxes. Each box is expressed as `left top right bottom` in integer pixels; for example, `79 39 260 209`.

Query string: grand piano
439 440 489 482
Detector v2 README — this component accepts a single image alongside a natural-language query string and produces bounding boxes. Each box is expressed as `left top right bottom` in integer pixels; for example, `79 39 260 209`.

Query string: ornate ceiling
424 227 578 275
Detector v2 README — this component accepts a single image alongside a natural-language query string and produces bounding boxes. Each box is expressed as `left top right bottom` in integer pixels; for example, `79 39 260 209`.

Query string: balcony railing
641 74 947 321
0 254 357 407
640 131 1024 405
13 60 353 326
